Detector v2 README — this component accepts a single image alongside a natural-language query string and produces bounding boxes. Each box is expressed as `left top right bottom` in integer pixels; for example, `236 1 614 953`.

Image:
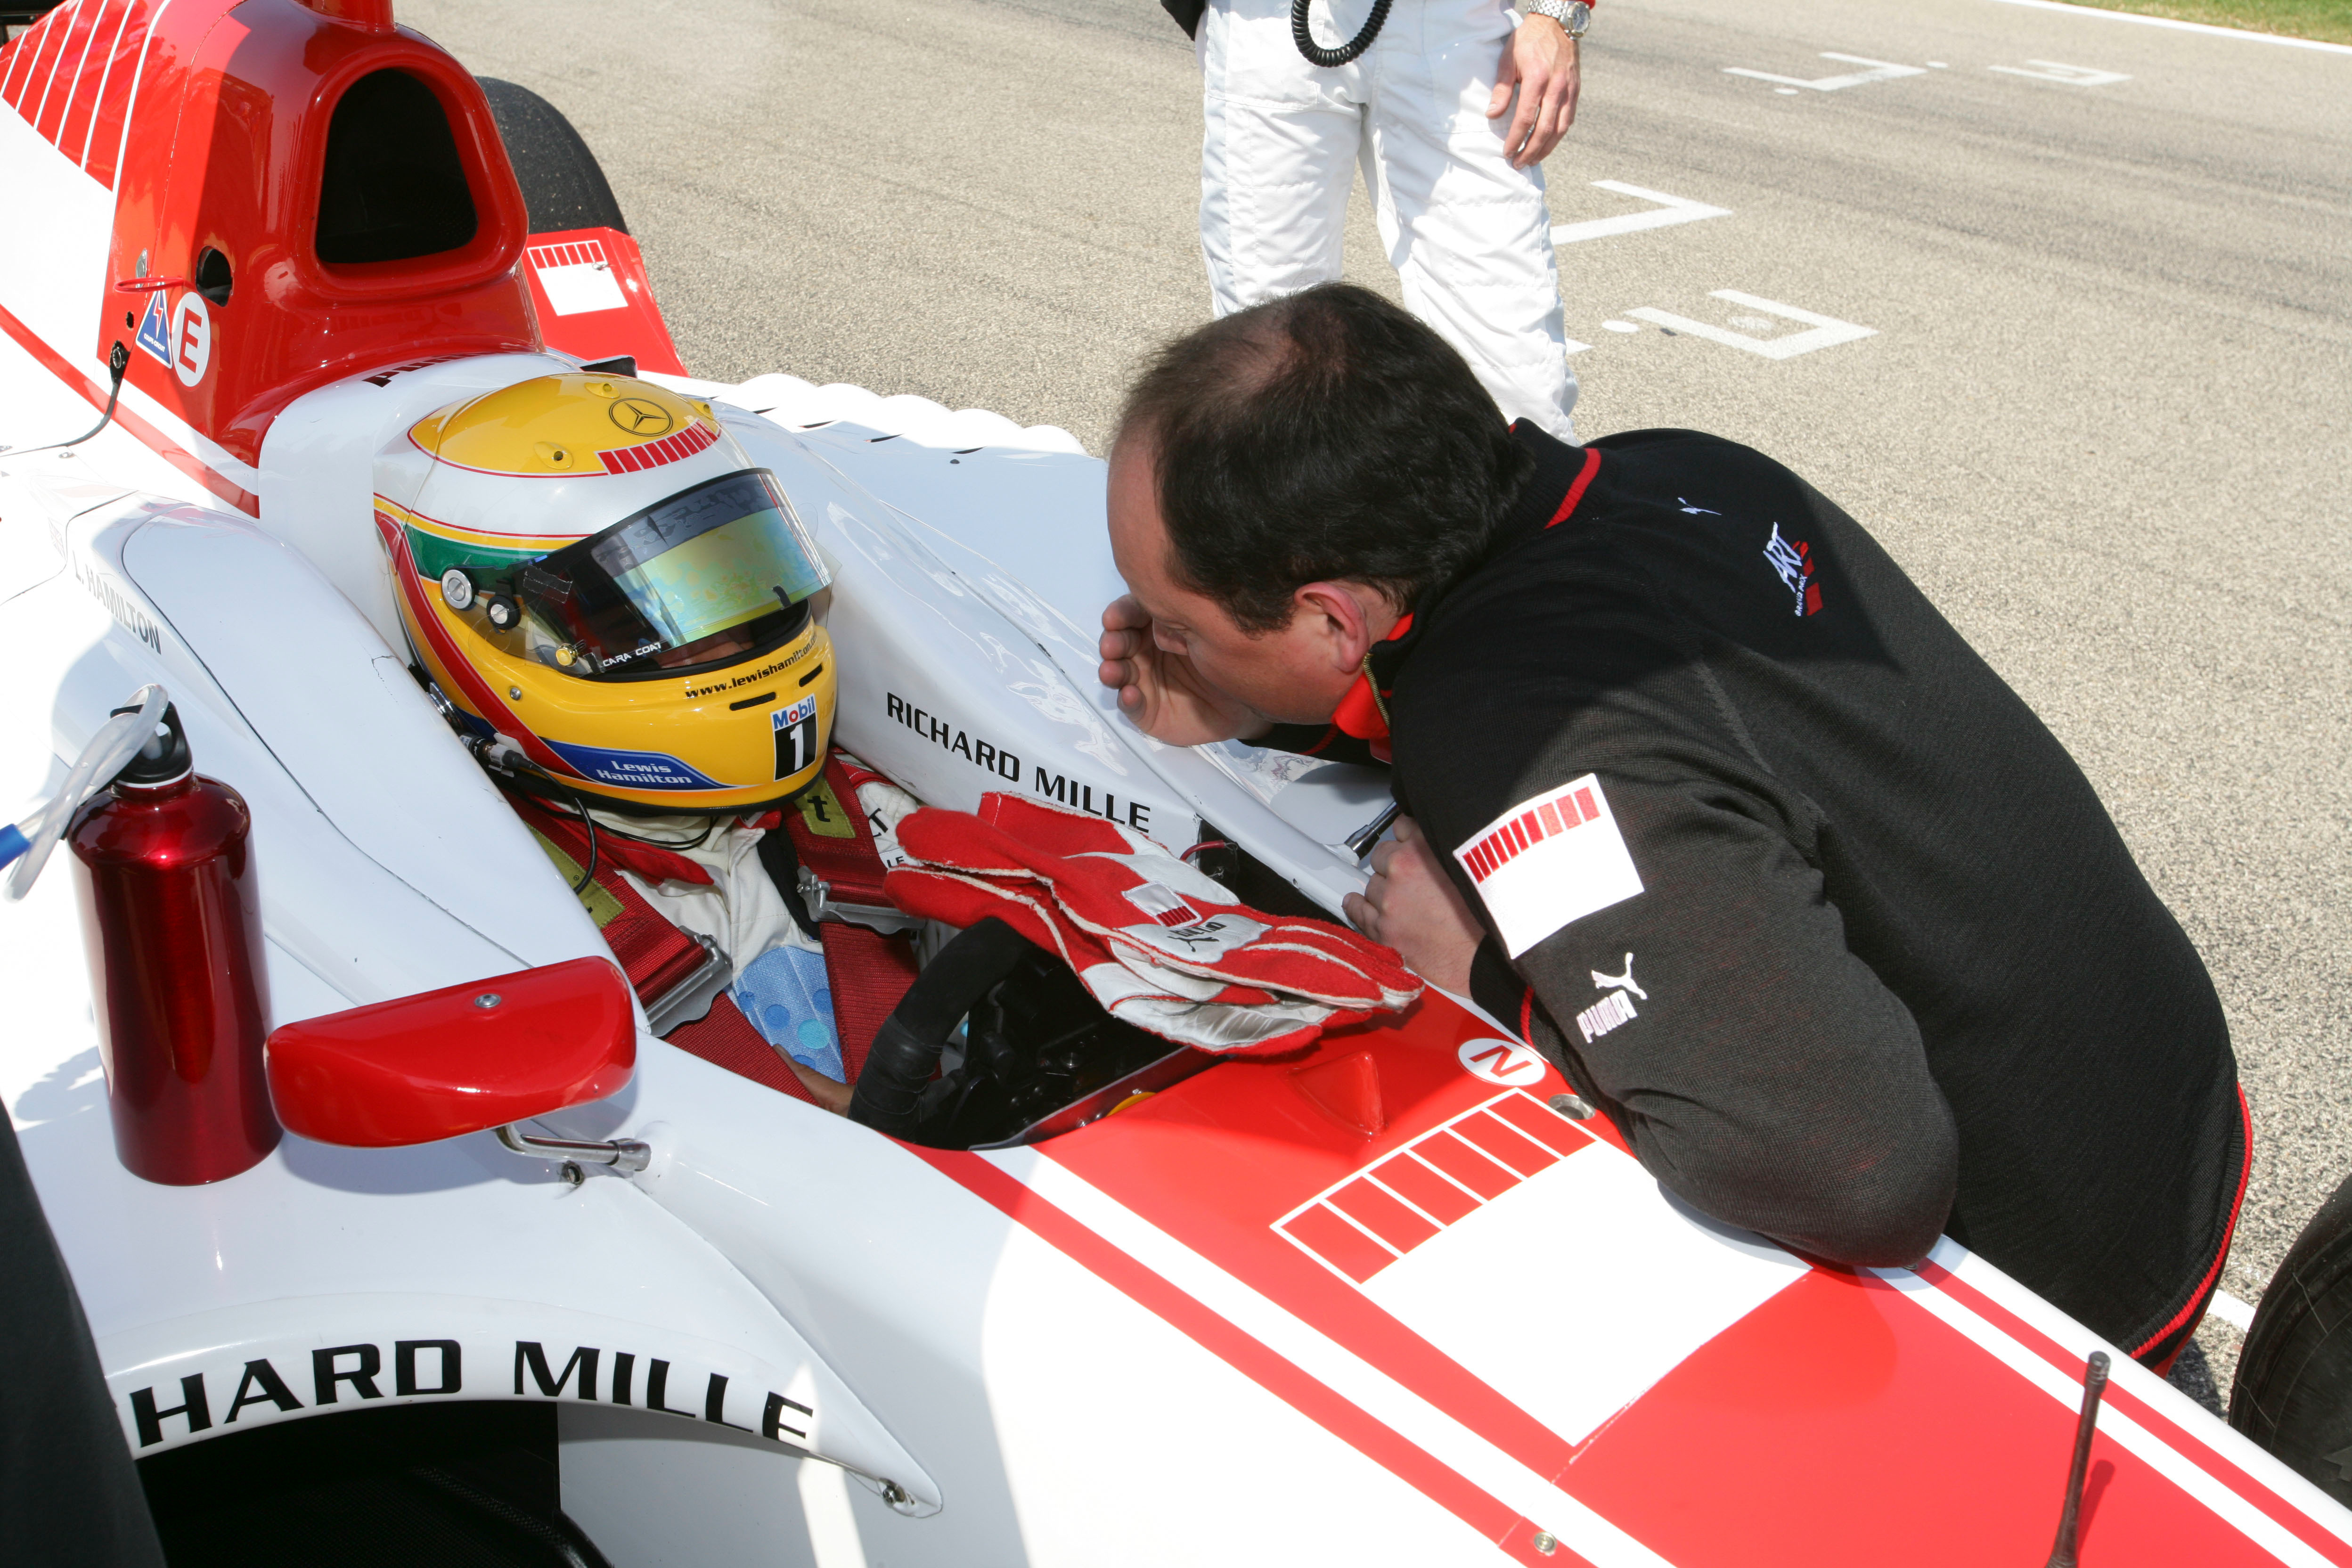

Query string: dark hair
1117 283 1535 633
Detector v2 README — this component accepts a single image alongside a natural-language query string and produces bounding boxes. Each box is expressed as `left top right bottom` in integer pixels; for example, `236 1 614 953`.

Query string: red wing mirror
265 957 636 1147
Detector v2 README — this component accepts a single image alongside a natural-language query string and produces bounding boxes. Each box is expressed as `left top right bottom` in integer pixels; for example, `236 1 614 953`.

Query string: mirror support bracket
496 1123 652 1173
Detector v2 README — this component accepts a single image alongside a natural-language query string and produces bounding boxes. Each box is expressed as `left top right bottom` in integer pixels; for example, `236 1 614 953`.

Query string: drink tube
0 685 170 898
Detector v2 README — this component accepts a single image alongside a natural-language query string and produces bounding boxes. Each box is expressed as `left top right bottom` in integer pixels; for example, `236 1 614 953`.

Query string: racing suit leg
1359 3 1578 438
1198 0 1366 313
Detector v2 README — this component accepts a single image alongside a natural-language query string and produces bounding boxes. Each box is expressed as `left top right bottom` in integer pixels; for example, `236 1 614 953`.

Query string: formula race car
4 1 2351 1563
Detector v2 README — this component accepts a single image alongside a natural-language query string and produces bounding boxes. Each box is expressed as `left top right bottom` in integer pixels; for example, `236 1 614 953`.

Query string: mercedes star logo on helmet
611 398 675 436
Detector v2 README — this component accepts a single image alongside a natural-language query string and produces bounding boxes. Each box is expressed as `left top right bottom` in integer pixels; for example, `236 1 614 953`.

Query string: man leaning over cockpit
1094 282 2246 1372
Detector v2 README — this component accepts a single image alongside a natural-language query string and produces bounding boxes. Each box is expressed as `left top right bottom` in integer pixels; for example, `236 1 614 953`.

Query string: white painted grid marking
1989 59 2130 85
1725 52 1927 91
2209 1289 2257 1333
1626 290 1876 361
1551 180 1732 247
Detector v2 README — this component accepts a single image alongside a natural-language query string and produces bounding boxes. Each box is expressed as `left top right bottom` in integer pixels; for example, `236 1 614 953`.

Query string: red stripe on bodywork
1487 1094 1586 1160
1281 1202 1394 1283
28 1 84 132
1374 1151 1480 1226
1918 1258 2352 1566
1328 1176 1439 1255
1561 1266 2296 1568
7 4 66 115
909 1146 1584 1565
0 19 33 103
53 0 126 164
914 992 2325 1568
1452 1110 1558 1179
1415 1128 1521 1200
1035 1029 1613 1483
0 298 258 514
34 0 103 143
79 0 145 186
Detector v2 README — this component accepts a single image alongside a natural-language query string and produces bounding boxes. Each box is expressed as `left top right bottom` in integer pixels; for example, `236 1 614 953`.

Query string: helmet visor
517 470 831 676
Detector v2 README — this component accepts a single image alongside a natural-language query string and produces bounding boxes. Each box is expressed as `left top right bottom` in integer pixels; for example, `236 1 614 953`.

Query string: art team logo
1762 523 1822 617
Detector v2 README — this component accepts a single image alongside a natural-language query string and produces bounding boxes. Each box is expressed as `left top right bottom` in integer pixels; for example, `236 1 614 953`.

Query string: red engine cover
95 0 540 483
264 956 636 1147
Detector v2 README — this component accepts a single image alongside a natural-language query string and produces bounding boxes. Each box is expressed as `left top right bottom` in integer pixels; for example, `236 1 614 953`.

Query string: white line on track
1625 291 1877 360
1989 59 2131 84
1724 52 1927 91
1551 181 1731 246
2209 1289 2258 1333
1983 0 2352 55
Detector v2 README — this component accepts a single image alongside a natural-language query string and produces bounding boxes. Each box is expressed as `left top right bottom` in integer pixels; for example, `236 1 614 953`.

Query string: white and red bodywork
1 2 2346 1563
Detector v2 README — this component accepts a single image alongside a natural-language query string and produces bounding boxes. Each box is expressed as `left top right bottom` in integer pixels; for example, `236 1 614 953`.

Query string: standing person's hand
1343 817 1486 993
1489 15 1580 169
1099 595 1265 746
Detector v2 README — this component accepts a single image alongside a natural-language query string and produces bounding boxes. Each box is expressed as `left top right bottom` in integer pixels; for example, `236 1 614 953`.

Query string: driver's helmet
372 373 837 813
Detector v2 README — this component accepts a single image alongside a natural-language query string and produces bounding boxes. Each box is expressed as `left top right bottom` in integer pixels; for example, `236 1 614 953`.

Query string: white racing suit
1198 0 1577 437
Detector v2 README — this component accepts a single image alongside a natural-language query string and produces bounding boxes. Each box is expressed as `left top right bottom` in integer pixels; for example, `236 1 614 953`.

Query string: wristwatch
1524 0 1591 37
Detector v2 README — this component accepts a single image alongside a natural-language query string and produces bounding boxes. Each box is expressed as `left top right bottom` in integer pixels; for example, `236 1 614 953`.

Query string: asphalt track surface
400 0 2351 1404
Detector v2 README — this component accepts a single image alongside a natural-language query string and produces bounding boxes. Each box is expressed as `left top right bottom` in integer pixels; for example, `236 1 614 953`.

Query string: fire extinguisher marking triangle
135 291 173 368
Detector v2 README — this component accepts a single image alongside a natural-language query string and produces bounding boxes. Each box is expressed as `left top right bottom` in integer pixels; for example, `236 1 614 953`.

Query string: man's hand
1098 595 1263 746
1342 817 1486 993
1488 15 1580 169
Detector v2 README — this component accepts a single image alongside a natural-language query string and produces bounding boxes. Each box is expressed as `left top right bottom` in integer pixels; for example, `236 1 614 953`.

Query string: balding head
1113 283 1534 633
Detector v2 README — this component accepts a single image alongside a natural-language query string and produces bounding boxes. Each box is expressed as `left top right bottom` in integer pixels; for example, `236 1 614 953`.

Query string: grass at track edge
2054 0 2352 45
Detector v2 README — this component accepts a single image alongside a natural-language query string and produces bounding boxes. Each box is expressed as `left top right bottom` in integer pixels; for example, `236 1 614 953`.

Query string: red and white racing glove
882 794 1421 1053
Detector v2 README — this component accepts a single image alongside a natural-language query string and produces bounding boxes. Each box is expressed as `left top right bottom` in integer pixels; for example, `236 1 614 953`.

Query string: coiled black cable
1291 0 1391 66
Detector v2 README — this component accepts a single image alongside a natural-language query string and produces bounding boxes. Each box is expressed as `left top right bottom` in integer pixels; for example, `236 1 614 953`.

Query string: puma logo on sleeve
1575 952 1646 1043
1591 954 1647 1000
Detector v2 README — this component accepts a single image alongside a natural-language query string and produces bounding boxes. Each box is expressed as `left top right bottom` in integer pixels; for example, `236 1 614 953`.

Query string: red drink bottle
67 703 278 1184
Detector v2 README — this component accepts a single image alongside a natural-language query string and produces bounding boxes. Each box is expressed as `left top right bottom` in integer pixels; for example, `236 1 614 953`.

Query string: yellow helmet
373 373 837 813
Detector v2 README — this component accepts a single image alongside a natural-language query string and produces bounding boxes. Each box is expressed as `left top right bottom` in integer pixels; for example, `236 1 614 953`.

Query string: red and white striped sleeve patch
1452 774 1643 958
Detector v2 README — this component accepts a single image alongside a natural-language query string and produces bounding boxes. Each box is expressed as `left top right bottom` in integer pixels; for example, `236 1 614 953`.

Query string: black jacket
1267 425 2245 1359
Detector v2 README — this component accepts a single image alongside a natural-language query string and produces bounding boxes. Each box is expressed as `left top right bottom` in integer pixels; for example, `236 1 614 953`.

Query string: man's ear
1293 581 1379 673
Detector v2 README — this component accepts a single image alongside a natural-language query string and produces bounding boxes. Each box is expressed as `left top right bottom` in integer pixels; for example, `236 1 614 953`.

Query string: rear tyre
477 77 629 236
2230 1167 2352 1505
